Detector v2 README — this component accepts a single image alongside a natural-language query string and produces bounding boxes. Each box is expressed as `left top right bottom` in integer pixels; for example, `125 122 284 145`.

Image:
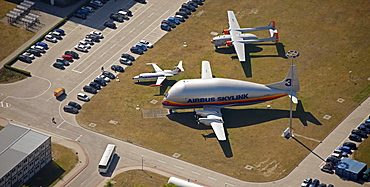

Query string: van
363 168 370 181
54 88 65 97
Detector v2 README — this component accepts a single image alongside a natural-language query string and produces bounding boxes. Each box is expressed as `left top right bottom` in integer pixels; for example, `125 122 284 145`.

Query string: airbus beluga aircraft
211 11 279 62
162 61 299 141
133 61 184 87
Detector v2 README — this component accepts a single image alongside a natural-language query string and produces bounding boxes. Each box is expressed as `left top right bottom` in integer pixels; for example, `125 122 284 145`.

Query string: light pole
141 155 144 171
284 50 300 139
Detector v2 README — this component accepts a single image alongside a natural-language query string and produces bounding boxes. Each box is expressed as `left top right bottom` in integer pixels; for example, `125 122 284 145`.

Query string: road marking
72 69 82 73
191 171 200 175
174 165 183 169
0 101 11 108
75 134 82 141
119 37 126 41
208 177 217 181
80 179 88 186
157 160 166 164
138 20 145 25
148 12 154 17
110 44 116 49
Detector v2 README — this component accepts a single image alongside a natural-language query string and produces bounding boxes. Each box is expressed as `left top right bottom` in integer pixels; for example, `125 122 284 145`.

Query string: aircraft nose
210 40 213 43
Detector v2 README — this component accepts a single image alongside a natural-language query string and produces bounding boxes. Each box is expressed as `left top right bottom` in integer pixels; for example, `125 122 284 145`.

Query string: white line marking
174 165 183 169
72 69 82 73
157 160 166 164
75 134 82 141
138 20 145 25
208 177 217 181
191 171 200 175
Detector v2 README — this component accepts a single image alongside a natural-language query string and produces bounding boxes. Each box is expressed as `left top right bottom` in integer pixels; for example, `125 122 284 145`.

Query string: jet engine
197 118 223 126
194 110 220 119
222 29 230 34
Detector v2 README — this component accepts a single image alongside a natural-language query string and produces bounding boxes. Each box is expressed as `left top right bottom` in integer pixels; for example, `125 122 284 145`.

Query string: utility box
54 88 65 97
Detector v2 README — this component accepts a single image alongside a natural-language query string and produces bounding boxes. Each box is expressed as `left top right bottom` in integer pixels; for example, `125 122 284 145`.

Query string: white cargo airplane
211 11 279 62
162 61 299 141
133 61 184 87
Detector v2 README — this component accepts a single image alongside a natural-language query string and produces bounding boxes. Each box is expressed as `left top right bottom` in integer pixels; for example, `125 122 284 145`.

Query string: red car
62 55 73 61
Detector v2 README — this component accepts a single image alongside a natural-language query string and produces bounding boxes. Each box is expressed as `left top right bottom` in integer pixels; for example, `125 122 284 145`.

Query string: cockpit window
164 93 168 98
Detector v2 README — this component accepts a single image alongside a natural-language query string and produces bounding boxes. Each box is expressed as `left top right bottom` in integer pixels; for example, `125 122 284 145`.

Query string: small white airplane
162 61 299 141
133 61 184 87
211 11 279 62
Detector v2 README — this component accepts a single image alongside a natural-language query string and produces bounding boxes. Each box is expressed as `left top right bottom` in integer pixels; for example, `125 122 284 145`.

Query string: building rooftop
0 124 50 178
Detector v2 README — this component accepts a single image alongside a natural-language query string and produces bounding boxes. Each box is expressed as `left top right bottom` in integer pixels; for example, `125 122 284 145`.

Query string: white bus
98 144 116 173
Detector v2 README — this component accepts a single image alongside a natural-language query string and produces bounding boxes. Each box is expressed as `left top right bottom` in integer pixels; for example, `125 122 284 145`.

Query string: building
0 124 52 187
335 157 367 182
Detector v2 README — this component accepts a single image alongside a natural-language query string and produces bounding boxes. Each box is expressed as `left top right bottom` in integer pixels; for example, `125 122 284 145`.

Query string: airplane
162 61 299 141
211 11 279 62
133 61 184 87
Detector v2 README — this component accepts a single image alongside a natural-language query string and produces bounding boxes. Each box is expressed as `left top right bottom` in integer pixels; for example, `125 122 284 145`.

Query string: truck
54 88 65 97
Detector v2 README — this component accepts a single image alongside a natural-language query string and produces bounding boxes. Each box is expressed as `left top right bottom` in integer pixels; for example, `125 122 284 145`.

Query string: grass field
354 138 370 166
75 0 369 182
105 170 169 187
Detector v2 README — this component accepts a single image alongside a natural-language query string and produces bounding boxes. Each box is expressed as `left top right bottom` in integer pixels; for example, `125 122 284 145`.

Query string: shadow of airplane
166 100 321 157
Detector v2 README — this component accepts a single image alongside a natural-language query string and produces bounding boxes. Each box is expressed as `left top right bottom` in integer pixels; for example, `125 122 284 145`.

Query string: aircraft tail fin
173 61 184 73
267 65 300 103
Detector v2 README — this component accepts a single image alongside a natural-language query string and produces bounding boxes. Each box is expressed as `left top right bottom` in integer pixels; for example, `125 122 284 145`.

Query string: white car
22 52 35 59
44 35 57 43
83 38 94 44
81 6 94 12
77 93 90 102
75 45 88 52
79 40 91 49
90 0 103 6
30 45 45 52
139 40 153 48
99 75 111 82
90 31 103 38
119 58 133 65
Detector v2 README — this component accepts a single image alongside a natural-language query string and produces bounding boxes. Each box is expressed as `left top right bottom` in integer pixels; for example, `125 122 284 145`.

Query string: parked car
102 71 115 79
53 62 64 69
117 10 129 18
130 46 144 54
22 52 35 59
81 6 94 12
139 40 153 48
83 38 94 45
351 129 368 138
119 57 133 65
121 53 135 61
160 23 171 31
187 1 199 8
89 82 101 90
309 179 320 187
86 34 100 42
77 9 89 15
68 101 81 110
320 165 334 174
175 11 189 19
317 183 327 187
191 0 204 5
349 133 362 142
44 35 57 42
174 15 185 22
94 77 107 86
64 51 79 59
326 156 340 164
56 57 70 66
89 0 103 7
62 55 73 61
301 177 312 187
83 85 98 94
111 65 124 72
53 29 65 35
168 17 180 25
63 105 79 114
48 31 62 39
333 149 348 157
79 40 91 49
182 3 196 11
77 93 90 101
136 43 147 51
162 20 176 28
99 75 111 82
338 146 352 154
179 8 192 15
90 31 103 38
104 22 116 29
75 45 88 52
118 9 132 16
110 13 124 22
365 119 370 125
26 49 41 56
86 2 99 9
74 13 87 19
18 55 32 63
30 45 45 53
35 42 49 49
343 142 357 150
358 124 370 134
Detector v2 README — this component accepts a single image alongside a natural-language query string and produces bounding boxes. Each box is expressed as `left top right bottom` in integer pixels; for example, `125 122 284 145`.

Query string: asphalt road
0 0 369 186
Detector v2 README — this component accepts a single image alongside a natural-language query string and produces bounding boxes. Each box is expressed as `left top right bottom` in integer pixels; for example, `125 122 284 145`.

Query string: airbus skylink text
187 94 249 103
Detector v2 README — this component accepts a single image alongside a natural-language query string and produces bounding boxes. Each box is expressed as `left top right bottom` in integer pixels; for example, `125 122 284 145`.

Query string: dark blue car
77 9 89 15
136 43 147 51
358 124 370 134
53 29 65 35
35 42 49 49
168 17 180 25
338 146 352 154
130 46 144 54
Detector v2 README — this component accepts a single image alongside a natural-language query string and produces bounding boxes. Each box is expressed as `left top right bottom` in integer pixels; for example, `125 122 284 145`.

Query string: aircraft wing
149 63 163 72
233 41 246 61
203 106 226 141
227 11 240 29
150 76 166 87
201 61 213 79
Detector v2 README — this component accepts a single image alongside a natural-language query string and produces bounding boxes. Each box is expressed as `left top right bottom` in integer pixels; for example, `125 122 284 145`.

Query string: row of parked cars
74 0 109 20
129 40 153 55
18 29 65 63
160 0 204 31
73 31 104 53
53 51 79 69
107 9 133 29
301 178 334 187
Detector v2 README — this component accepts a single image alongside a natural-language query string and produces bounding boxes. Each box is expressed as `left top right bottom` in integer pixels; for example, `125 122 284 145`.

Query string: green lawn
106 170 169 187
75 0 368 182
